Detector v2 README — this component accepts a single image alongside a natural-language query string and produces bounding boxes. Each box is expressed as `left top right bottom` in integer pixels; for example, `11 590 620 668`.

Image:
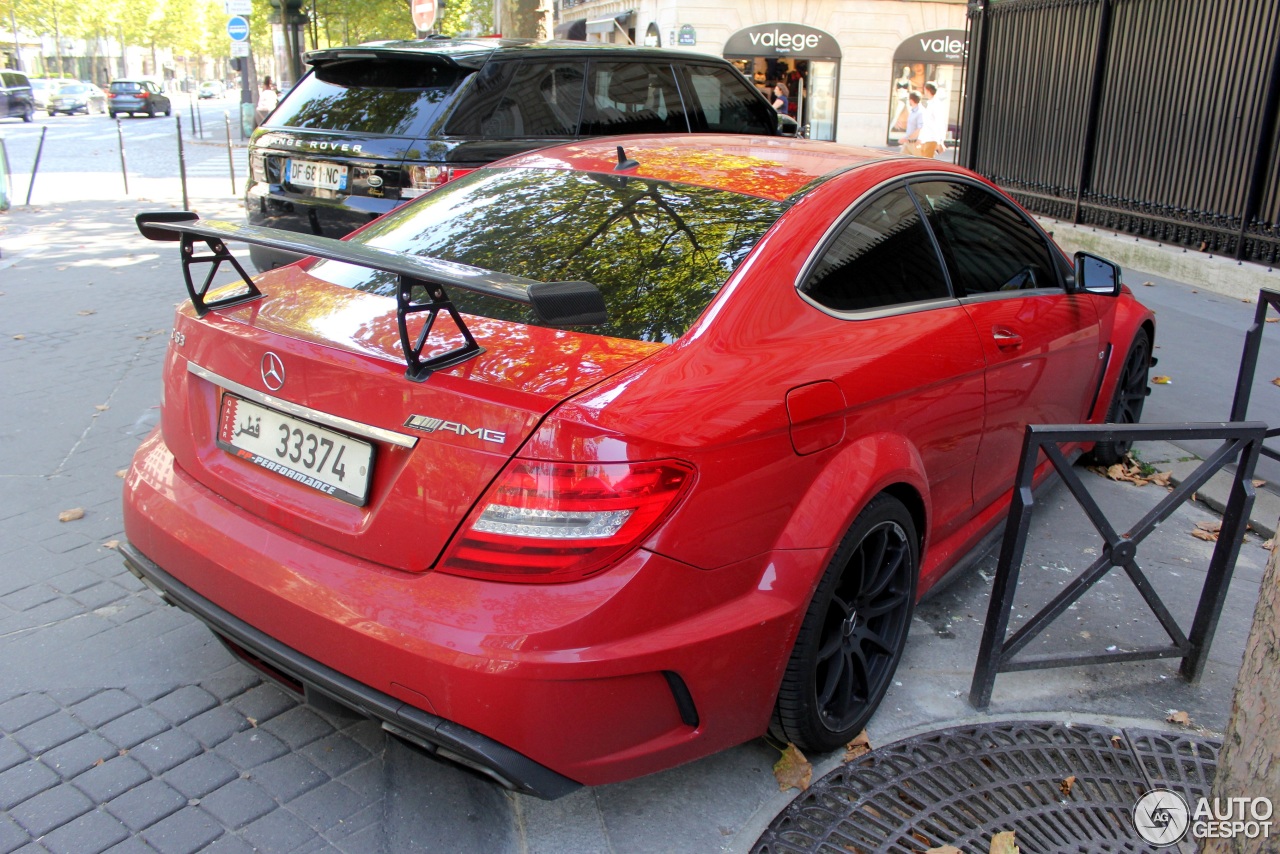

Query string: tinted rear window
111 82 143 93
309 168 784 343
266 59 464 137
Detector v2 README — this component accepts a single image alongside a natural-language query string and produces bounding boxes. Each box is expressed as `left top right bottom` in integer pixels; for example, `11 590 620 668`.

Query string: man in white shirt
902 91 924 155
919 82 948 158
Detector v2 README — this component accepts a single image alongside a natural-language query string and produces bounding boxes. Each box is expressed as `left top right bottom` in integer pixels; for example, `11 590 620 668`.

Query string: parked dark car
48 82 108 115
245 38 781 270
1 71 34 123
107 79 172 118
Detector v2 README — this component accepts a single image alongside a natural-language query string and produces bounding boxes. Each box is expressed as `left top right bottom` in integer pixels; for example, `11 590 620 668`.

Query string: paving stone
106 779 187 832
260 707 334 751
141 807 224 854
71 756 150 805
38 808 130 854
198 778 277 830
162 752 239 800
0 736 27 774
244 754 327 803
285 782 364 832
71 581 130 611
200 667 260 704
298 733 371 779
239 808 319 853
99 708 171 750
44 685 101 708
47 569 101 595
71 690 140 728
345 721 384 754
0 760 59 811
215 729 289 771
181 706 250 749
103 838 161 854
131 729 203 776
0 814 30 854
0 695 59 732
229 685 296 727
39 732 117 779
149 687 218 727
8 782 94 836
199 835 258 854
12 712 86 756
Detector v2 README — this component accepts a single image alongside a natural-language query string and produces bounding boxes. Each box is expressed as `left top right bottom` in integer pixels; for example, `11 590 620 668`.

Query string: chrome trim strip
187 362 418 448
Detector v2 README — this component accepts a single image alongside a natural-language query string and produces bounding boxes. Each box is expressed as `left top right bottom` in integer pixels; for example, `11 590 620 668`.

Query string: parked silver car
49 82 108 115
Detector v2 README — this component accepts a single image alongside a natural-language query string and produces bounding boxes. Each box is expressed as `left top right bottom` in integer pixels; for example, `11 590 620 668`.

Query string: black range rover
245 38 782 270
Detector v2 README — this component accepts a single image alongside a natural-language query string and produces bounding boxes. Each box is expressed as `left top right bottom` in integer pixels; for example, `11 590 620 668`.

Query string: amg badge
404 415 506 444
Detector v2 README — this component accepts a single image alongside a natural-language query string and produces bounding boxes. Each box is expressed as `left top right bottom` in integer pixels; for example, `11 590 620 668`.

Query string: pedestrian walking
901 91 924 156
919 82 948 158
255 76 279 127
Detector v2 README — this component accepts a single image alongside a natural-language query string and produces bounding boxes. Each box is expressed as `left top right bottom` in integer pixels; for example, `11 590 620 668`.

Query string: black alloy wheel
22 104 33 122
771 494 918 753
147 104 155 118
1090 327 1151 466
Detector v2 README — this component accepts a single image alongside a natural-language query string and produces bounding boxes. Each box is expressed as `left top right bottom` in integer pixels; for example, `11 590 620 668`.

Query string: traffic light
230 58 244 72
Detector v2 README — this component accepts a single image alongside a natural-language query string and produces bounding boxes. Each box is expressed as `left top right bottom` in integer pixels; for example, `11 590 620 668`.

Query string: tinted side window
268 60 464 136
680 65 775 135
801 187 952 312
910 181 1059 296
581 62 687 136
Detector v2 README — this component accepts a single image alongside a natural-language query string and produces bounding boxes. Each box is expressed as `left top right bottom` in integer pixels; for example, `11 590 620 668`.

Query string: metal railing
961 0 1280 267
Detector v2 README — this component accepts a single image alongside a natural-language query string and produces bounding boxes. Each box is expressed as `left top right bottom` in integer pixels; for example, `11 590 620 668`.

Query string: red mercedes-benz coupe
121 135 1153 797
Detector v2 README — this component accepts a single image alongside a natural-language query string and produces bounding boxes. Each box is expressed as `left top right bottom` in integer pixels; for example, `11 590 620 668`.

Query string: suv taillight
402 165 475 199
439 459 694 583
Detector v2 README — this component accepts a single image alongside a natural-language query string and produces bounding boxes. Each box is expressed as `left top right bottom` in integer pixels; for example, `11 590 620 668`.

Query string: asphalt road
1 94 247 199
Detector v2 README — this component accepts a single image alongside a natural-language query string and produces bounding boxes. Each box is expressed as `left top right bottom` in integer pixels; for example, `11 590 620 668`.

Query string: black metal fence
961 0 1280 267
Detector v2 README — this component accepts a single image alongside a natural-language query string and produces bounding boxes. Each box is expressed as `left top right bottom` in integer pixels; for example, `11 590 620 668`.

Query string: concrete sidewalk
0 192 1274 853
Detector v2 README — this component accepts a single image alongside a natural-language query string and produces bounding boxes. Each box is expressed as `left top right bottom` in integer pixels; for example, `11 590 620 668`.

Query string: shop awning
585 12 634 42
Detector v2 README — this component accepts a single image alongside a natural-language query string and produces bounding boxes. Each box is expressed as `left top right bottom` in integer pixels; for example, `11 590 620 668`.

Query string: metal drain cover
752 721 1219 854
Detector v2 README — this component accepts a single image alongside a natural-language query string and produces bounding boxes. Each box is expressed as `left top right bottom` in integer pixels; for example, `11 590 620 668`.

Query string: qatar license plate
286 158 348 191
217 394 373 506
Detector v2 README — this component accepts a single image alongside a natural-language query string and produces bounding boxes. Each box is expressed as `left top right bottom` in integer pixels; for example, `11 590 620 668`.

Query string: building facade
555 0 967 148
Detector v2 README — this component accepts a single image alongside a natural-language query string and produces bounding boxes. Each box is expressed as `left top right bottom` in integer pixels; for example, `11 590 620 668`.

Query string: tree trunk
1203 521 1280 852
503 0 551 39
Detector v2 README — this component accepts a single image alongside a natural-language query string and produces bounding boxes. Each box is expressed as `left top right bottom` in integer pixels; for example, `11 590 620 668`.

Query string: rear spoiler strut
135 211 607 382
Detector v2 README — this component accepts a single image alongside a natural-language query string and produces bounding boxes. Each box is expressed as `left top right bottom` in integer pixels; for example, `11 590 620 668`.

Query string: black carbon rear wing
135 211 607 382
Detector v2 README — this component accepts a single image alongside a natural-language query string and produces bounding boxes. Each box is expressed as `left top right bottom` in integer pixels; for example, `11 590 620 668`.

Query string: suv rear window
309 168 784 343
266 59 465 137
110 82 143 93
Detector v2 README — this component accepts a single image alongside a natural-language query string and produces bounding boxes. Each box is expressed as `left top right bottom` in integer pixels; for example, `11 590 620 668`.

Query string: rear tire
770 494 918 753
1089 328 1152 466
22 105 33 122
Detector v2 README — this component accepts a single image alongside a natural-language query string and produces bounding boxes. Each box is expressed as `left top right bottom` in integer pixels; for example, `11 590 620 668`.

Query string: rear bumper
244 181 402 269
122 431 820 786
120 542 580 799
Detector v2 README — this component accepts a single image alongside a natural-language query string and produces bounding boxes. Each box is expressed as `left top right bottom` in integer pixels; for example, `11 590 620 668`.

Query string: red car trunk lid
161 271 661 573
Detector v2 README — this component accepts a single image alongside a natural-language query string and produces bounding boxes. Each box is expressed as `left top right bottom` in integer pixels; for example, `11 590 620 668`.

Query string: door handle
992 326 1023 350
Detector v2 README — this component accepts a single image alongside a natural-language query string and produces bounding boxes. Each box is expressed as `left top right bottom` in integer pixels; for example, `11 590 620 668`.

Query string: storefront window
887 29 966 147
723 23 841 141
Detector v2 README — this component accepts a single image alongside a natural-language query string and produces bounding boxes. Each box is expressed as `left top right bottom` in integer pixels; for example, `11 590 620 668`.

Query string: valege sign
724 23 841 59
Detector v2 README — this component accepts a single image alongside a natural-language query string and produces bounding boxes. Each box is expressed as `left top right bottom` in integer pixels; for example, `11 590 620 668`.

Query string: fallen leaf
102 540 120 550
58 508 85 522
990 831 1020 854
1267 317 1278 324
1167 710 1193 726
927 847 963 854
12 334 24 340
1191 529 1218 542
1111 735 1124 748
116 469 127 478
1152 376 1172 384
1142 281 1155 287
773 743 812 792
93 758 104 767
1263 538 1274 551
1273 378 1280 387
843 730 872 762
1253 479 1267 488
94 404 109 412
247 716 258 728
77 309 96 316
1106 463 1128 481
1196 520 1222 534
1149 471 1173 487
1060 775 1077 797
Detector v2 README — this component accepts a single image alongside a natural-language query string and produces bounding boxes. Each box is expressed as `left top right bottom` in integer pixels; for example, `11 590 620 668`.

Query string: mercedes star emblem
261 352 286 391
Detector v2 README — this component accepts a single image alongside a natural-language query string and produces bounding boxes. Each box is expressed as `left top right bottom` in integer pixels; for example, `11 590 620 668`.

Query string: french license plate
217 394 373 506
286 158 348 191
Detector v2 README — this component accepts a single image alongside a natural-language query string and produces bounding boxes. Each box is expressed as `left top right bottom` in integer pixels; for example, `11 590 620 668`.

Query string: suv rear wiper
135 211 608 382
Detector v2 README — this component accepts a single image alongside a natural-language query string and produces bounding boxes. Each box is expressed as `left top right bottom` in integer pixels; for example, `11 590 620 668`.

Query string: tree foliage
436 0 493 38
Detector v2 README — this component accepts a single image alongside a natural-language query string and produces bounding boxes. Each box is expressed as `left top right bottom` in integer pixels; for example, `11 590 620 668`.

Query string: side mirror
777 114 802 138
1073 251 1122 296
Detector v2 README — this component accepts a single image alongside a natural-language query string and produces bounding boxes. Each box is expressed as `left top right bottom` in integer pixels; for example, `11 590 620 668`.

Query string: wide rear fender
772 430 931 569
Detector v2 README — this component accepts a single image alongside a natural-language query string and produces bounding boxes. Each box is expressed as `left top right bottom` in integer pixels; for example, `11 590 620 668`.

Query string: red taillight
439 459 695 583
139 91 150 99
402 165 477 199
